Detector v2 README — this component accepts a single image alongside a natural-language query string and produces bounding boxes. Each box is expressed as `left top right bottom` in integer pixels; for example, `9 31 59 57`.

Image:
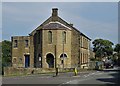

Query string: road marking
61 78 93 85
60 71 107 85
84 75 88 77
94 72 103 75
65 81 72 84
60 72 99 85
59 71 105 85
39 77 50 78
83 72 96 77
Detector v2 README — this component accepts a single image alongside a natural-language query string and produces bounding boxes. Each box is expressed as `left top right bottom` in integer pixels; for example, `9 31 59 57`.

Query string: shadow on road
96 67 120 84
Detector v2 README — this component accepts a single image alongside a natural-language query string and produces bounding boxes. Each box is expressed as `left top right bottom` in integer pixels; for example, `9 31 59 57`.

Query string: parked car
104 59 114 69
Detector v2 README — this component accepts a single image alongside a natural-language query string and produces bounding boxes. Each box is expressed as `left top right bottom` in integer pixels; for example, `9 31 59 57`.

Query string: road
2 67 120 85
61 68 120 85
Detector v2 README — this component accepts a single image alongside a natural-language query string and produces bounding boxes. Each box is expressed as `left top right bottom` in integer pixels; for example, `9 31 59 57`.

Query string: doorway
46 53 54 68
25 55 30 68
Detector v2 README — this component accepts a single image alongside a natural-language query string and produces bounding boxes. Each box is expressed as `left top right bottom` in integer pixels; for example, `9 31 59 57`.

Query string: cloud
58 4 118 44
2 2 118 44
60 9 117 35
3 3 48 22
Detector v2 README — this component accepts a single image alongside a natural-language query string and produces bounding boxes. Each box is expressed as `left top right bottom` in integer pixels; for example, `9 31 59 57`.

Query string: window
81 53 82 64
14 40 18 48
25 40 29 47
80 36 82 47
38 54 42 68
61 60 64 64
81 37 83 47
48 31 52 44
60 53 67 58
62 31 66 44
83 53 84 63
83 38 85 48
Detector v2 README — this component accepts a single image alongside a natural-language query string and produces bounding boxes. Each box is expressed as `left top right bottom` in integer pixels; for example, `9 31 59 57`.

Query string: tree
0 42 2 74
114 44 120 54
92 39 114 60
114 44 120 66
2 40 12 67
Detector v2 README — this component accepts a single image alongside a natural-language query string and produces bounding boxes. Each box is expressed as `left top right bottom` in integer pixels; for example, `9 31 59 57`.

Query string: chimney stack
52 8 58 17
69 23 73 27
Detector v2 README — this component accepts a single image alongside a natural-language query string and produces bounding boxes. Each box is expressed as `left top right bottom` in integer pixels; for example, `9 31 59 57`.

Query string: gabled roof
29 8 91 40
29 8 79 35
29 17 52 35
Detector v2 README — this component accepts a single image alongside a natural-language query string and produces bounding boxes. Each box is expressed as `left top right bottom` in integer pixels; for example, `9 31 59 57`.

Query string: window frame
48 31 52 44
62 31 66 44
25 39 29 47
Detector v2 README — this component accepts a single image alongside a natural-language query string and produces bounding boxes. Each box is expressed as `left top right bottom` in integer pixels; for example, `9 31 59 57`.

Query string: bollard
74 67 77 76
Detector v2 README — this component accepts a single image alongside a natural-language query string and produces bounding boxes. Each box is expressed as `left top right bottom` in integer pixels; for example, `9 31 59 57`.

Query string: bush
90 57 96 61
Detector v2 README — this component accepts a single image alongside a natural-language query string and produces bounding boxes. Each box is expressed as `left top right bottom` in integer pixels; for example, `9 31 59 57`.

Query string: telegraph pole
55 45 57 68
63 37 64 68
54 45 58 76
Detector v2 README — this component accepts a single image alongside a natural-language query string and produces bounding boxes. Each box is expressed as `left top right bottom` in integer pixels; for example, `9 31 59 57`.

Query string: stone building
11 8 91 69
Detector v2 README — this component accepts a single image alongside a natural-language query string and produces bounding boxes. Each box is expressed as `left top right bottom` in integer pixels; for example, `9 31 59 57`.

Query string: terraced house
11 8 91 69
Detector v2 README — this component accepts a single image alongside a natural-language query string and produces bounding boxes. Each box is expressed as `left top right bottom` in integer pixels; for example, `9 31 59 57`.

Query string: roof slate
43 22 71 30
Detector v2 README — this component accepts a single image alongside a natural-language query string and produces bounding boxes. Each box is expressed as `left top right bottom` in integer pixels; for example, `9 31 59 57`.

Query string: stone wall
42 29 72 68
3 67 55 76
3 67 76 76
29 35 34 68
11 36 31 68
71 29 80 68
80 35 91 68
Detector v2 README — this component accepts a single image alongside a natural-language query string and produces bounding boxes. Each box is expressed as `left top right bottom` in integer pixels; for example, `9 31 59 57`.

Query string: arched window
60 53 67 58
62 31 66 44
25 40 28 47
48 31 52 44
60 53 67 65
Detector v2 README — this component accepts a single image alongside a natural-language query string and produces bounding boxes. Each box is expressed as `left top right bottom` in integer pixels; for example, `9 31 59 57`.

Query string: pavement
2 70 96 84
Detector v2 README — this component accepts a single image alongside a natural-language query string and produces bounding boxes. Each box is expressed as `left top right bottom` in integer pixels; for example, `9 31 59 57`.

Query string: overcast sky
2 2 118 46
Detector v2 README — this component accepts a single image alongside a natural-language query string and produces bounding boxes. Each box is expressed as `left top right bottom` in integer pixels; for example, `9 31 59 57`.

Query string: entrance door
25 55 30 68
46 53 54 68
